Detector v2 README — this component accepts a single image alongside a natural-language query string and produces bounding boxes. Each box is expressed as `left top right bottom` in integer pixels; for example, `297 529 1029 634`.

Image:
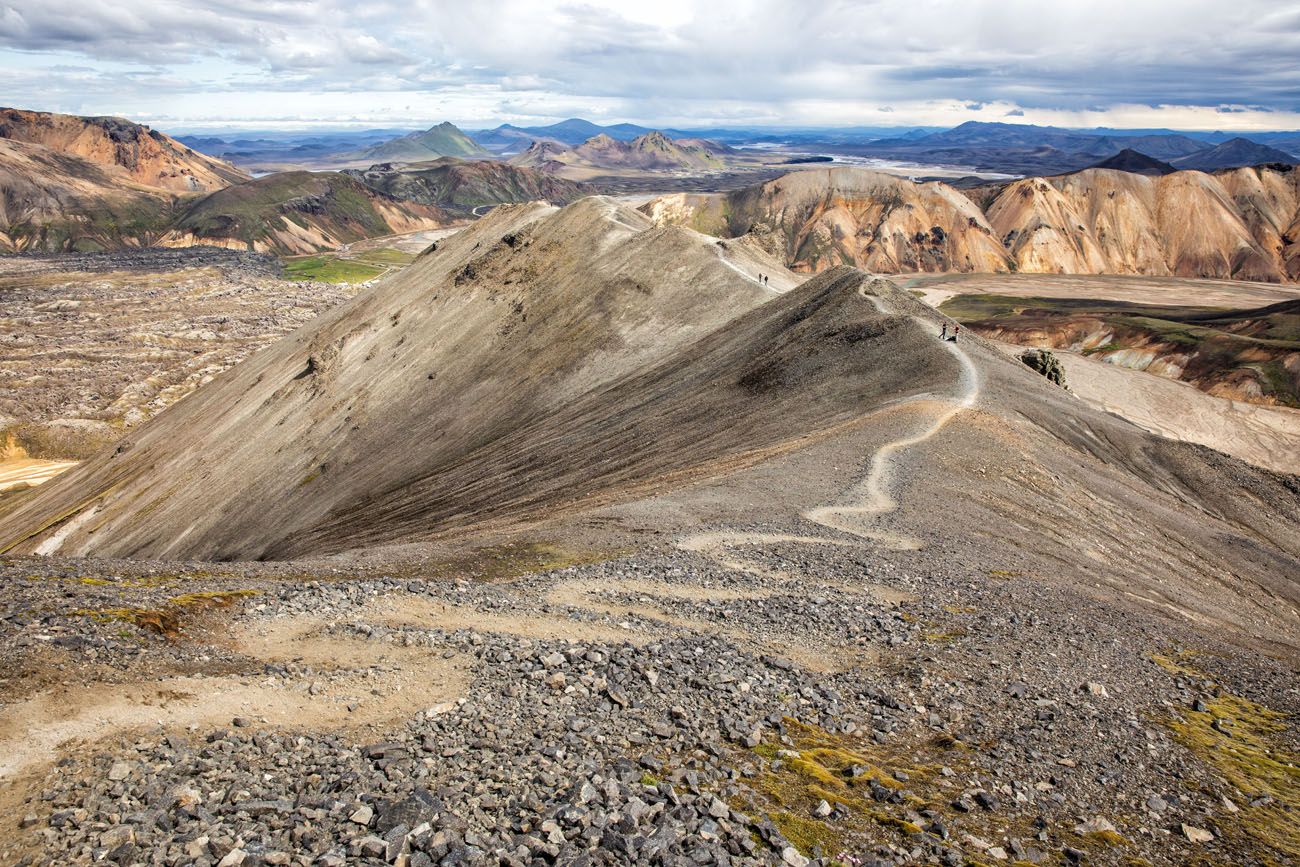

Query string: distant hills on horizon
173 115 1300 177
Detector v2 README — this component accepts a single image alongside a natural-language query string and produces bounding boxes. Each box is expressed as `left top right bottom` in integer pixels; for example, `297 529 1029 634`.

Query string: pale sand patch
0 615 470 783
0 458 78 492
991 341 1300 475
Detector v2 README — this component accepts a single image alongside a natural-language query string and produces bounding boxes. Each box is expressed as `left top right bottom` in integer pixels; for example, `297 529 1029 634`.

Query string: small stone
781 846 810 866
813 799 832 818
101 826 135 848
545 671 566 689
708 797 730 819
358 837 387 858
19 813 38 829
107 761 131 781
1081 682 1110 698
987 847 1008 861
541 651 565 668
1075 817 1117 835
350 804 375 825
1145 795 1167 814
1182 824 1214 844
232 716 251 728
1221 796 1239 813
217 849 247 867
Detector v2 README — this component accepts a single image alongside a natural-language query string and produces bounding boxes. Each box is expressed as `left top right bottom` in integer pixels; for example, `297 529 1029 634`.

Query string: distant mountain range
856 121 1299 175
171 116 1300 177
509 131 737 174
345 158 594 217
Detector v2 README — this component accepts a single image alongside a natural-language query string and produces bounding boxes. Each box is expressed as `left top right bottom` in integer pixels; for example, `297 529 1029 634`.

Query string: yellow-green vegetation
735 718 960 859
425 540 623 583
73 589 258 637
284 255 385 284
353 247 416 265
922 628 965 643
169 589 259 607
1153 652 1300 864
74 606 177 635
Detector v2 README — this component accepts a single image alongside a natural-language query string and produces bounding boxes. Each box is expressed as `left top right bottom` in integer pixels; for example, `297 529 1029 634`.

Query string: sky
2 0 1299 132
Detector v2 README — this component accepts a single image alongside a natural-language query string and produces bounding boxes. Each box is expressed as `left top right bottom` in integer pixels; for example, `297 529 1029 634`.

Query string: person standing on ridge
941 323 948 340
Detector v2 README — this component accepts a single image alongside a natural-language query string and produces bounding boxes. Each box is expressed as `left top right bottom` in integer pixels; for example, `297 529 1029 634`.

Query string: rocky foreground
1 531 1295 866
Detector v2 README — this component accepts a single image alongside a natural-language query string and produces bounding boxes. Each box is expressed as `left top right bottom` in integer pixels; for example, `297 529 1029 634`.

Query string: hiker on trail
954 324 960 342
764 275 769 286
941 323 948 340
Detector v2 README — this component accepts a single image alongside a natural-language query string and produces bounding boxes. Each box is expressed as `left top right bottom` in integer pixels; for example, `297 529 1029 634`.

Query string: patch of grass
735 719 955 859
283 255 385 284
354 247 415 265
169 589 258 607
770 810 845 856
1153 654 1300 864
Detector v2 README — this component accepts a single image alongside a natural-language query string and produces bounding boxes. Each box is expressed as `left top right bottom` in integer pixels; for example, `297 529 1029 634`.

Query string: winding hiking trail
678 285 980 578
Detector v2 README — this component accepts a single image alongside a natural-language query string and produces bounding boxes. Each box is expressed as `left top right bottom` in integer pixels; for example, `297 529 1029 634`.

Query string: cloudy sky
2 0 1299 131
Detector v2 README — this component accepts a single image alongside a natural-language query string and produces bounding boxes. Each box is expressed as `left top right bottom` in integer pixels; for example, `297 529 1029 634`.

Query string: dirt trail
368 574 885 674
0 615 471 784
677 286 980 574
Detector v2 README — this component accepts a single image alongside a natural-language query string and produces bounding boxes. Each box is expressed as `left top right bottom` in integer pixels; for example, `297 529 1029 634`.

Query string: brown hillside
0 108 248 193
643 167 1011 273
0 138 173 252
0 198 789 559
986 168 1292 281
644 165 1300 283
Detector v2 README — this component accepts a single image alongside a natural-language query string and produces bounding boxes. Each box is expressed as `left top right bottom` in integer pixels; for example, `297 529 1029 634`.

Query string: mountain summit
361 121 489 162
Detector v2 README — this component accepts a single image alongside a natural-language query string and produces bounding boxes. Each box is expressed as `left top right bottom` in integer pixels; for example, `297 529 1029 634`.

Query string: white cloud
0 0 1298 129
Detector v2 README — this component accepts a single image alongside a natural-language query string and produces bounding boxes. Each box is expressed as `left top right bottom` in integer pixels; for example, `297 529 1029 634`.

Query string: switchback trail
678 284 980 578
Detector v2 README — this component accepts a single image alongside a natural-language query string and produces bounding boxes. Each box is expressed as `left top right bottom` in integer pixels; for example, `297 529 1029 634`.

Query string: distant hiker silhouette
953 324 960 342
941 323 948 340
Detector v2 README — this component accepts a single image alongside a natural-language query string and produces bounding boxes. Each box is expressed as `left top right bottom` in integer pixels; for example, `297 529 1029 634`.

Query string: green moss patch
1154 653 1300 863
734 719 958 859
283 255 385 284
